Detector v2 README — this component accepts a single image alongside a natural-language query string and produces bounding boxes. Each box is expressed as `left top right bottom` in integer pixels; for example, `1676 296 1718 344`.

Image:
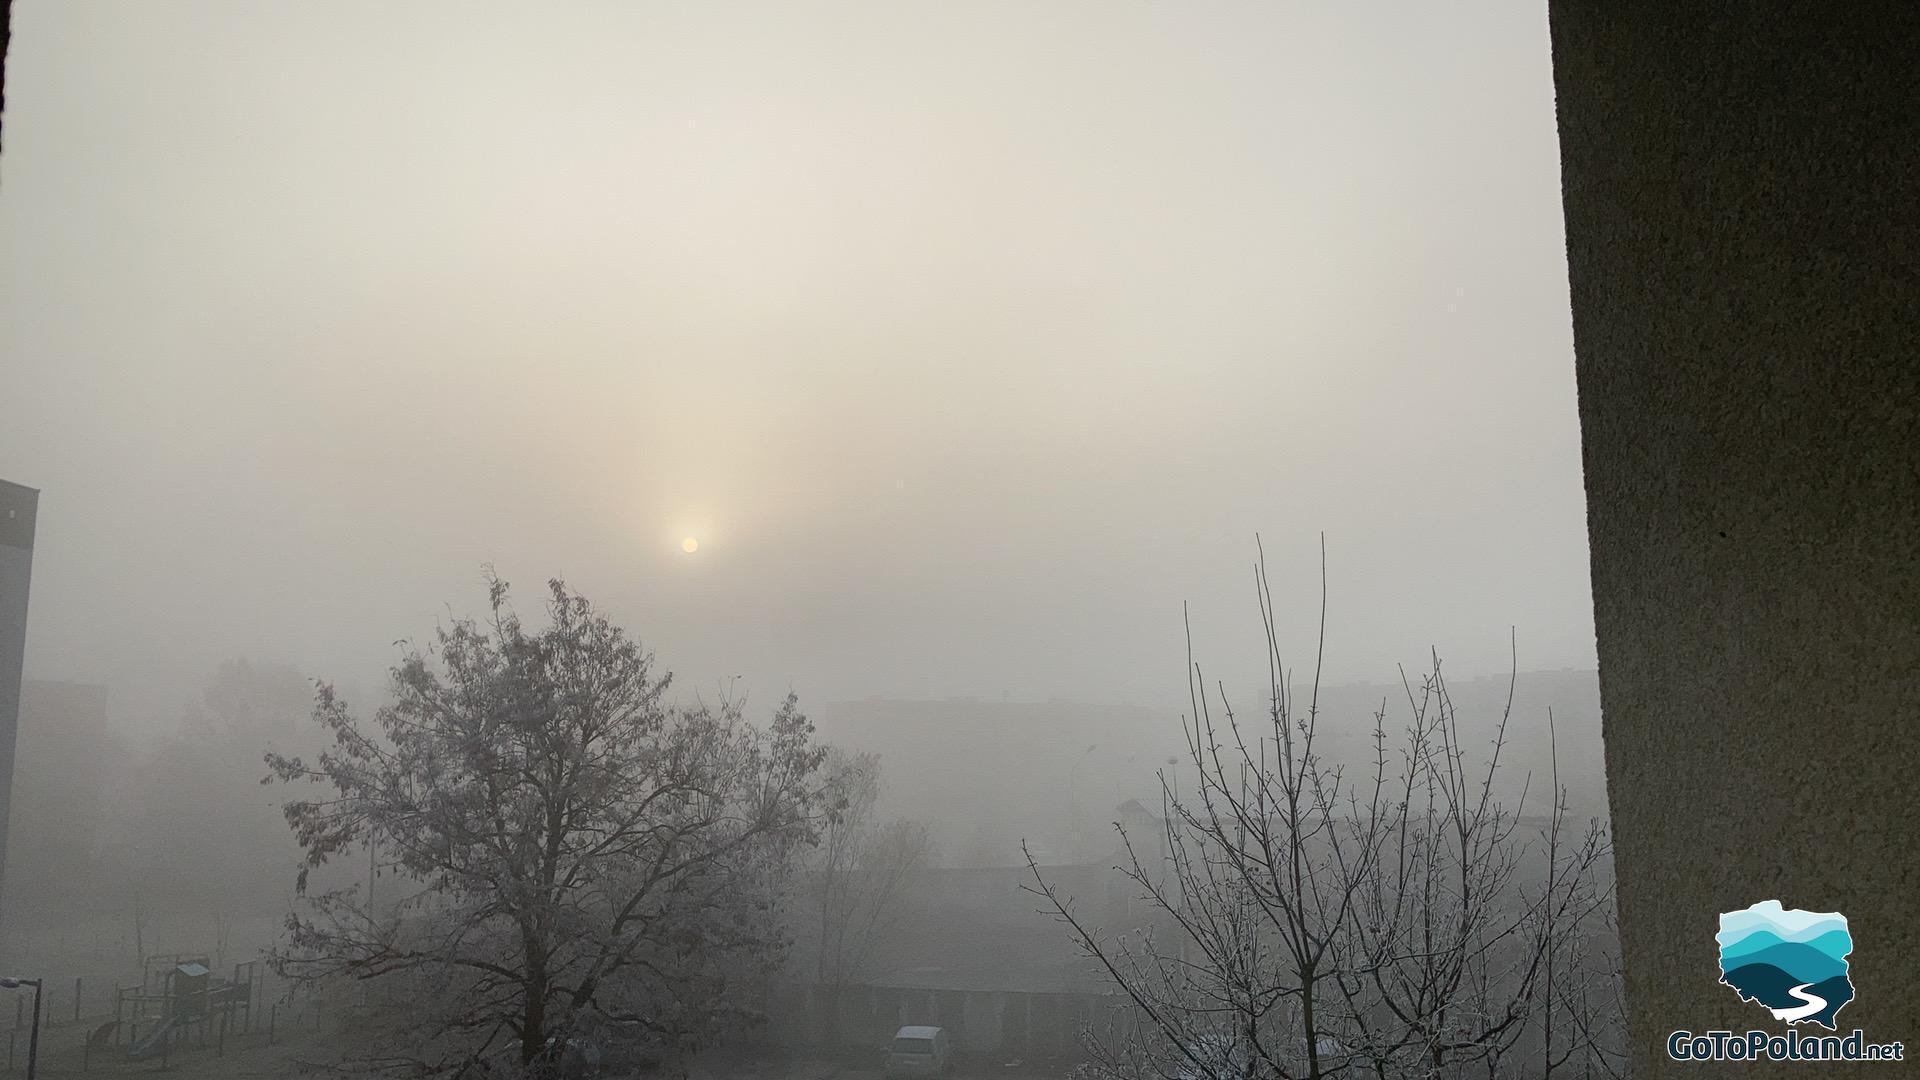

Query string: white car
1174 1034 1253 1080
1174 1033 1345 1079
884 1025 953 1077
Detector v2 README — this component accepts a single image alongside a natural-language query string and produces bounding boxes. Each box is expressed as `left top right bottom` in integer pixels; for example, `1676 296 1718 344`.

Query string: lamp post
0 977 42 1080
1068 744 1097 861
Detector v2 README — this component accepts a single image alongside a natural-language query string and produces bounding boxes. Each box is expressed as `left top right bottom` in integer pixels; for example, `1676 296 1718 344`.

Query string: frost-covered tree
1029 543 1622 1080
266 573 826 1074
813 749 930 991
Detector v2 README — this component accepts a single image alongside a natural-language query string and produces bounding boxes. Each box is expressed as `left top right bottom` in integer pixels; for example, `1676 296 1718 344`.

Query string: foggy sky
0 2 1594 722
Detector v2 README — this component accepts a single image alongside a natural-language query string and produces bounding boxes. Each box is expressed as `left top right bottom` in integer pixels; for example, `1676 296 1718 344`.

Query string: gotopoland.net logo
1667 900 1904 1063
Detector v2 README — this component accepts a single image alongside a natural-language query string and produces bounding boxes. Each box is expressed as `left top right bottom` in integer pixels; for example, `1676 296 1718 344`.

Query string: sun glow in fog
682 537 699 554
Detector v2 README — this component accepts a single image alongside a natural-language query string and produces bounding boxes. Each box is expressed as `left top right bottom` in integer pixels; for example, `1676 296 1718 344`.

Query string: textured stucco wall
1548 4 1919 1074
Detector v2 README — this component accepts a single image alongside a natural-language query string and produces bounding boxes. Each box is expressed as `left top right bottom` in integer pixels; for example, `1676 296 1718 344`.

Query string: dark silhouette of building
3 680 110 912
0 479 38 910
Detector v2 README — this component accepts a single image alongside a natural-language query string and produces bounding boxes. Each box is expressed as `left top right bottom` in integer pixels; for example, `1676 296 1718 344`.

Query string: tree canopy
266 573 825 1073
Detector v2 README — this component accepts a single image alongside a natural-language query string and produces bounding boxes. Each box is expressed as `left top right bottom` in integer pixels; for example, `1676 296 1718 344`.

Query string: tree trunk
520 975 547 1066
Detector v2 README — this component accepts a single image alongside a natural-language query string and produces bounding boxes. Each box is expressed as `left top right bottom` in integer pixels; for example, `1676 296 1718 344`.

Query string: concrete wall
1548 4 1918 1075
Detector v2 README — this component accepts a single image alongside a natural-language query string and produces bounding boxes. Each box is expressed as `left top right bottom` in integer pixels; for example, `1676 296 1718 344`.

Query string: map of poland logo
1718 900 1855 1029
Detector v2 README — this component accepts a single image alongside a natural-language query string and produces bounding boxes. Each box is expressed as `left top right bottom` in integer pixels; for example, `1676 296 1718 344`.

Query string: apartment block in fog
0 479 39 904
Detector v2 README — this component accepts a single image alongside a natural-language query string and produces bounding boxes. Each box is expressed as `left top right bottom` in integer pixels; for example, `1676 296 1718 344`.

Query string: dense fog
0 3 1614 1078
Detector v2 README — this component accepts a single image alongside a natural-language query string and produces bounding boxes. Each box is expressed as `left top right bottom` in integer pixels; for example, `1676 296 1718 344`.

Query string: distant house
1114 798 1170 864
1114 798 1158 832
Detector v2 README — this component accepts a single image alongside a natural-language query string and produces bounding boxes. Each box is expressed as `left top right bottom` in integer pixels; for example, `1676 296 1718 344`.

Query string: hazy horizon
1 2 1594 724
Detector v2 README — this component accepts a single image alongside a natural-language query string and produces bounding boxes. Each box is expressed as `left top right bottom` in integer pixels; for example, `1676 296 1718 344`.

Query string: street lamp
1068 744 1098 860
0 977 41 1080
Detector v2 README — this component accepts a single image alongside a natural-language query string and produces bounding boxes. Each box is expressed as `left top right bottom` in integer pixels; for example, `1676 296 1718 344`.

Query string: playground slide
126 1016 182 1061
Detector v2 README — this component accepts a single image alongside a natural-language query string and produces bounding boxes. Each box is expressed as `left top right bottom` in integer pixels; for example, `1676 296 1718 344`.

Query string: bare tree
212 907 232 970
193 657 314 745
1028 541 1621 1080
814 749 930 992
265 573 827 1075
131 892 147 972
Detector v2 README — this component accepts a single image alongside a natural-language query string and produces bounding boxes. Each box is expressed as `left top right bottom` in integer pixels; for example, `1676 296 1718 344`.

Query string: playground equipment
112 954 259 1061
